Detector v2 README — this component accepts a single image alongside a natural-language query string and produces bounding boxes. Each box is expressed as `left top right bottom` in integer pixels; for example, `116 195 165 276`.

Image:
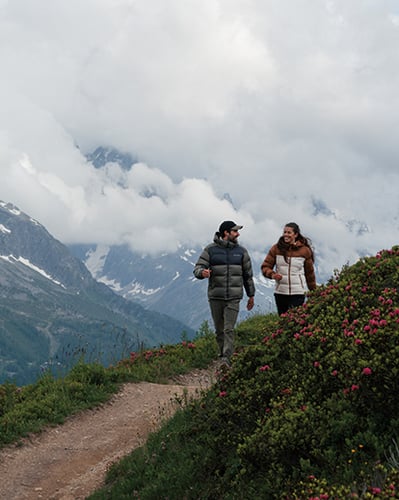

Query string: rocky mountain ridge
0 201 192 385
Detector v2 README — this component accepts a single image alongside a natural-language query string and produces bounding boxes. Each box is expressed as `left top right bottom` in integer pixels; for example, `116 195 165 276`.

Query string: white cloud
1 0 399 281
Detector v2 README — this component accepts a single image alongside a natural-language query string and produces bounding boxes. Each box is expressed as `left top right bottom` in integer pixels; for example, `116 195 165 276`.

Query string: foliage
90 246 399 499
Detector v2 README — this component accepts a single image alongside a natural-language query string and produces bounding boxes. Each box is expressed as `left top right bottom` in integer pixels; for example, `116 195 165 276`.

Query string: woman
261 222 316 315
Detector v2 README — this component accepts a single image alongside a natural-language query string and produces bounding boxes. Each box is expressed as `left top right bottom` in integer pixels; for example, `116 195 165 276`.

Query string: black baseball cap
219 220 243 234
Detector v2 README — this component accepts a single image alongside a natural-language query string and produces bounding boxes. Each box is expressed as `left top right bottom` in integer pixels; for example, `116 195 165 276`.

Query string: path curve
0 368 215 500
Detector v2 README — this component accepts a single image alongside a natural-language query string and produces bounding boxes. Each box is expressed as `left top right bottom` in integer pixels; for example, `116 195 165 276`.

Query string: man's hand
247 296 254 311
201 268 212 278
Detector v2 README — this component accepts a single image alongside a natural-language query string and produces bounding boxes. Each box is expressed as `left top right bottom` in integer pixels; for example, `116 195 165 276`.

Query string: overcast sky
1 0 399 280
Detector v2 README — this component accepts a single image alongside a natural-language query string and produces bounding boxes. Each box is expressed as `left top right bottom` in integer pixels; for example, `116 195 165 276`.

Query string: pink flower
218 391 227 397
331 370 338 376
293 333 301 340
379 319 388 327
259 364 270 372
354 338 363 345
313 361 320 368
362 367 372 375
351 384 360 391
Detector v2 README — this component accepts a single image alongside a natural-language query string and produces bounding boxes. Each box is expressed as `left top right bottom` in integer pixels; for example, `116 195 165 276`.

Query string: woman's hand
272 273 282 281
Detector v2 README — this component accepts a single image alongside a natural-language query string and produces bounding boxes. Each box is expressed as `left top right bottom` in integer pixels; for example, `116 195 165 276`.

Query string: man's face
226 229 239 243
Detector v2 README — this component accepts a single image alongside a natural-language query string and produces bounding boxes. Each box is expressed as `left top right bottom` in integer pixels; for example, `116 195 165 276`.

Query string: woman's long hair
277 222 314 262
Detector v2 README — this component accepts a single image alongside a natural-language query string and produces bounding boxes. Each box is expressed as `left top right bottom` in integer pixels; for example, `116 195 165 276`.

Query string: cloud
1 0 399 281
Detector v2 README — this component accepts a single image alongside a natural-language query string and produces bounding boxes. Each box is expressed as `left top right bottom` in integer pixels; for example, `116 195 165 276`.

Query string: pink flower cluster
181 341 196 349
343 384 360 395
342 318 359 338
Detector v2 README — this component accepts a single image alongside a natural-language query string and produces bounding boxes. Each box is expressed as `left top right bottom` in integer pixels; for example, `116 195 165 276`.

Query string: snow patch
184 249 197 257
98 275 122 291
0 254 65 287
85 244 110 276
126 281 162 296
0 224 11 234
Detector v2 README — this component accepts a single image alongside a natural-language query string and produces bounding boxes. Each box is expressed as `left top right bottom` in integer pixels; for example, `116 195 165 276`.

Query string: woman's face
283 226 297 245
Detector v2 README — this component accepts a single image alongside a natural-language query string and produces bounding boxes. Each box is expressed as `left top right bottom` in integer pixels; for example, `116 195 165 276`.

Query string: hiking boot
219 357 231 369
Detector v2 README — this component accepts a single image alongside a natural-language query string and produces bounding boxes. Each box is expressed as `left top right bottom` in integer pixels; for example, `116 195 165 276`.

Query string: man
193 220 255 366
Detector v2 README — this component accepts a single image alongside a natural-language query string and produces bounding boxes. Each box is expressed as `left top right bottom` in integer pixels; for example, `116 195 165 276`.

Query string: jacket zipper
226 248 230 299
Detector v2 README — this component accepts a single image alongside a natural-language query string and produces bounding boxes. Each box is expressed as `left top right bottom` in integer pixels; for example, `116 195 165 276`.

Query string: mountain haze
68 147 275 329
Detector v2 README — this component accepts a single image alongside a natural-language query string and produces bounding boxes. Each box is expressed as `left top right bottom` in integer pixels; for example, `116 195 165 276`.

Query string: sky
1 0 399 281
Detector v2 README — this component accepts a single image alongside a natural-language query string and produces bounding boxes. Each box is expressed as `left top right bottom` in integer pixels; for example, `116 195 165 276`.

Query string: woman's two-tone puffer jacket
261 241 316 295
193 233 255 300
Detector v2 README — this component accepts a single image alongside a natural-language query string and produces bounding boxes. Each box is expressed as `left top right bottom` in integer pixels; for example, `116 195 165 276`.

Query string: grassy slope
89 246 399 499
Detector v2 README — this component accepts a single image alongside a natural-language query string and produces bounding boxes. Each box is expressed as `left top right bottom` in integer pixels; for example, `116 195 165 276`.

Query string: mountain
64 146 275 330
69 242 276 330
0 201 193 385
86 146 137 171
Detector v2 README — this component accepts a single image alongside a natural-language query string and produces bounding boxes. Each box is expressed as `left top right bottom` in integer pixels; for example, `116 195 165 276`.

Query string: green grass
0 322 217 447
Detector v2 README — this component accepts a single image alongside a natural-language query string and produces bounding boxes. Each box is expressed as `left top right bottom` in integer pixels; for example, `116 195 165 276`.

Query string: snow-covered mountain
0 201 193 385
65 146 276 329
69 241 276 330
80 145 376 329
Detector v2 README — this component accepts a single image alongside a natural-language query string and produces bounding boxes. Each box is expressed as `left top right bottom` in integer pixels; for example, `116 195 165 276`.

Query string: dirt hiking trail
0 366 216 500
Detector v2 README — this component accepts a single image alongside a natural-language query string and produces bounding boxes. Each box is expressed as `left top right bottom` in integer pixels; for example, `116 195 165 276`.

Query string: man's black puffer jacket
193 233 255 300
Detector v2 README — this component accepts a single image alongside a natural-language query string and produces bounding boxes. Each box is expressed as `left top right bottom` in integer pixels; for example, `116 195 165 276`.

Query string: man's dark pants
209 299 240 360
